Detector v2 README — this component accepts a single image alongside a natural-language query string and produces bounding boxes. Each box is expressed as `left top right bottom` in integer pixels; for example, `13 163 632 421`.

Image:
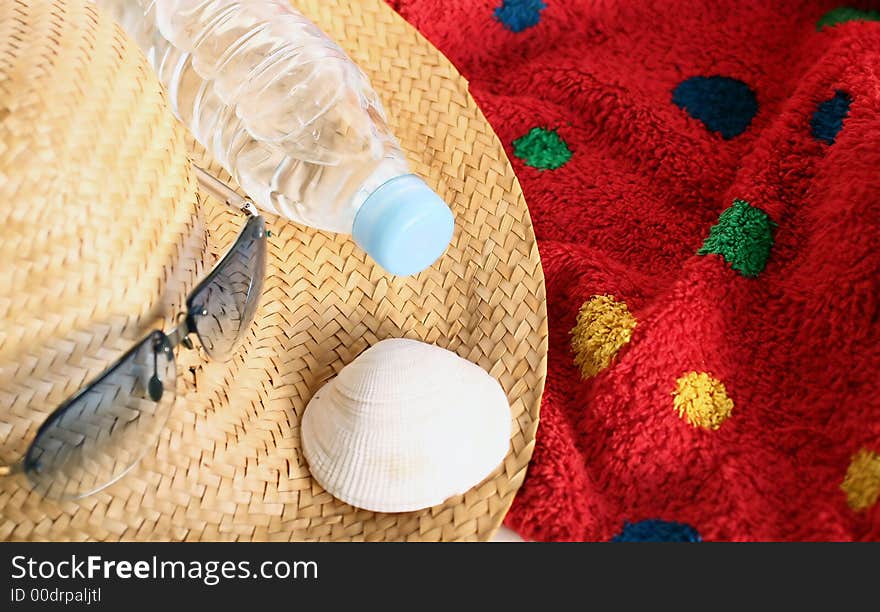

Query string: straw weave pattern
0 0 547 541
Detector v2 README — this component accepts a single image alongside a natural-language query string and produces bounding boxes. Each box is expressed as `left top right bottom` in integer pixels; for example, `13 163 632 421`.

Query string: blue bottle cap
352 174 454 276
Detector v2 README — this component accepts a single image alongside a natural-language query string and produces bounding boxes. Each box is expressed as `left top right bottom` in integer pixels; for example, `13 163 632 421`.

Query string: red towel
389 0 880 541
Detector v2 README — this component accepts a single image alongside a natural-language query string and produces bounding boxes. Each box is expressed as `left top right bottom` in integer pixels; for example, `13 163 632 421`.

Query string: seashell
301 338 512 513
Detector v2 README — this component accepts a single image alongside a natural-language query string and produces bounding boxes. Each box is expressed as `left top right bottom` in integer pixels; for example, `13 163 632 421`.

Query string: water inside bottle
102 0 410 233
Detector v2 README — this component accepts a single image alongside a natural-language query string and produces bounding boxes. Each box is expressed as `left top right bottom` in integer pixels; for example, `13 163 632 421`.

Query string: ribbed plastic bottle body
99 0 410 233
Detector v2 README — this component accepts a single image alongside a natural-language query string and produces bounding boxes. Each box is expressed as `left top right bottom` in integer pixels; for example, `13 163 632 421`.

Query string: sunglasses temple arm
193 165 260 217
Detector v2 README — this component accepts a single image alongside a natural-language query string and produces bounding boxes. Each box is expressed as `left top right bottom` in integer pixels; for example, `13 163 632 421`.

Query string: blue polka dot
611 519 702 542
811 90 851 145
672 76 758 139
494 0 546 33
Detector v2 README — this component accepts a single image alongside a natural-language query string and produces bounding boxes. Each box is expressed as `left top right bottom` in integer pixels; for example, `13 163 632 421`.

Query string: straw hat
0 0 547 541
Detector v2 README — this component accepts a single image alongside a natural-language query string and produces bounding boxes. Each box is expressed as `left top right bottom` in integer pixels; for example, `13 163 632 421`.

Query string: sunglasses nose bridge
165 314 195 351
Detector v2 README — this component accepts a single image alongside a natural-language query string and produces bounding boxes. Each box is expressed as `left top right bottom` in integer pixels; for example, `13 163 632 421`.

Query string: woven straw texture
0 0 547 541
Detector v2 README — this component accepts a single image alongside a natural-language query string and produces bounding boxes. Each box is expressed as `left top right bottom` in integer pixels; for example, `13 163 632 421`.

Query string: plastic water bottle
97 0 454 276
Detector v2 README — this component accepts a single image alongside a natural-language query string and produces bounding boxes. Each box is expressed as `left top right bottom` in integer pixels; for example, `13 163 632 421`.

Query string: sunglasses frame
0 167 266 493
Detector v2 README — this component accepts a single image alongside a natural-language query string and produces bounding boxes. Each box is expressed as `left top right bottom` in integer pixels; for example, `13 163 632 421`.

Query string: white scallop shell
301 338 512 513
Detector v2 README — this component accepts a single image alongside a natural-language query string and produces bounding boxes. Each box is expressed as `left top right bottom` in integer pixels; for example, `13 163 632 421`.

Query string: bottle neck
352 154 411 216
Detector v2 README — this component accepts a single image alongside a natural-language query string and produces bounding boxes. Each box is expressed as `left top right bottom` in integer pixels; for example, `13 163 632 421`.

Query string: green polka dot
512 127 572 170
698 199 776 277
817 7 880 30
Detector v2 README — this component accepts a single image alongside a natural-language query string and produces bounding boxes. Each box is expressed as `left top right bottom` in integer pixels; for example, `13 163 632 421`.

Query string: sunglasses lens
23 331 176 499
187 215 266 361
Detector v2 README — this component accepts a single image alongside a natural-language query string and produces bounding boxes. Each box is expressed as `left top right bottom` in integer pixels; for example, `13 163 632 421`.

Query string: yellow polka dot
570 295 637 379
841 448 880 512
672 372 734 430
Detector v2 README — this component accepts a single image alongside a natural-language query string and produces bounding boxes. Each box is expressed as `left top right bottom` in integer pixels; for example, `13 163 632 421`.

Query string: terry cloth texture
388 0 880 541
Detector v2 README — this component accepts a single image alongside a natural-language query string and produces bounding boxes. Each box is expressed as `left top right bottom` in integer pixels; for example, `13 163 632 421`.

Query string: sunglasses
0 167 266 500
